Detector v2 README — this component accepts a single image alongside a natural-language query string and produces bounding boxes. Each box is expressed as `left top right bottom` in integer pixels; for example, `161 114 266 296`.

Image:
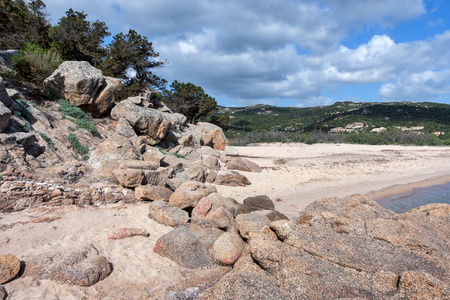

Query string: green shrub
173 152 185 159
37 131 57 150
68 133 89 155
11 43 63 85
154 145 167 154
58 100 100 136
0 175 3 181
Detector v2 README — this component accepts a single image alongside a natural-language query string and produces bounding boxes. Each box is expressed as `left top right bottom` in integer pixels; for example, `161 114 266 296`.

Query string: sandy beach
1 143 450 298
216 143 450 220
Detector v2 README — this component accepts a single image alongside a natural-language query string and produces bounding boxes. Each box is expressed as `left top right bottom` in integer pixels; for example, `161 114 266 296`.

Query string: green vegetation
101 29 166 97
155 145 167 154
223 101 450 146
68 133 88 156
37 131 57 150
58 100 100 136
161 80 217 123
11 42 63 84
1 0 165 96
173 152 185 159
0 175 3 181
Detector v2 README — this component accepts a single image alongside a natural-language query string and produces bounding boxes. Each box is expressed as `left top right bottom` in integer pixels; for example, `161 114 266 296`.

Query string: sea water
376 181 450 214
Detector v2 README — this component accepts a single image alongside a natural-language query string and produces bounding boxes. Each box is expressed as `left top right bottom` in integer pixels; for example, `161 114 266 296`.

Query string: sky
43 0 450 108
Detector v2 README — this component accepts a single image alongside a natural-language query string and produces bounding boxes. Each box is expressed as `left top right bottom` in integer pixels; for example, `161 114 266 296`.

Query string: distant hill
216 101 450 145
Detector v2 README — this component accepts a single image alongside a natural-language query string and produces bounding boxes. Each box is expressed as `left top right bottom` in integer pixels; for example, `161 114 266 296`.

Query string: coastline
216 143 450 220
365 174 450 201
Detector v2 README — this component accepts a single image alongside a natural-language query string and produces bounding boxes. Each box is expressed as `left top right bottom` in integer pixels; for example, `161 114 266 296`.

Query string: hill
217 101 450 145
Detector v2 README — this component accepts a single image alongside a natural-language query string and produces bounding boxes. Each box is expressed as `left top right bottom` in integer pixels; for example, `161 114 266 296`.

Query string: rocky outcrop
238 195 275 214
88 134 142 182
204 195 450 299
111 99 172 145
44 61 121 116
186 122 228 151
24 244 111 286
135 185 173 201
169 181 217 209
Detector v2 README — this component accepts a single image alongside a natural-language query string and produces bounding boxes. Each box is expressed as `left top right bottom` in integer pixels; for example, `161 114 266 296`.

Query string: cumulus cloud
43 0 449 106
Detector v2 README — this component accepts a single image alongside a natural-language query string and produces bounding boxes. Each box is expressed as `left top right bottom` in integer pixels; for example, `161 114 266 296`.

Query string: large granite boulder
44 61 121 116
205 195 450 299
226 157 262 173
148 201 189 227
24 244 111 286
111 99 172 145
88 134 142 182
187 122 228 151
153 227 216 269
169 181 217 209
214 171 251 187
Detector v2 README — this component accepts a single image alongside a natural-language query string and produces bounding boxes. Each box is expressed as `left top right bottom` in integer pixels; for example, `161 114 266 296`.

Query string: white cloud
42 0 450 106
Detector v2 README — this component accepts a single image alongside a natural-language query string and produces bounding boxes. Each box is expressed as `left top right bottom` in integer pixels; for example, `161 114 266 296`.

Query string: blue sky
43 0 450 107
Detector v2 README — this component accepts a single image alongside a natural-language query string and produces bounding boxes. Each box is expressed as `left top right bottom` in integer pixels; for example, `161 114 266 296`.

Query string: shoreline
365 174 450 201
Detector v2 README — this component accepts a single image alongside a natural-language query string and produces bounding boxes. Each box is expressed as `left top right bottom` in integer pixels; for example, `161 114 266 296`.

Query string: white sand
216 143 450 220
2 143 450 298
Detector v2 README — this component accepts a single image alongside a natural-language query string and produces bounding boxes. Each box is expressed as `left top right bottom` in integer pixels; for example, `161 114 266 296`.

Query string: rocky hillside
0 61 449 299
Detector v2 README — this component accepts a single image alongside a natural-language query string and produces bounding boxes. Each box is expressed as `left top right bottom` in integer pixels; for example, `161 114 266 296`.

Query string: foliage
173 152 185 159
101 29 166 97
161 80 217 123
224 101 450 146
58 100 100 136
11 42 62 84
208 113 230 129
37 130 57 150
154 145 167 154
50 8 110 66
68 132 88 155
0 175 3 181
0 0 50 49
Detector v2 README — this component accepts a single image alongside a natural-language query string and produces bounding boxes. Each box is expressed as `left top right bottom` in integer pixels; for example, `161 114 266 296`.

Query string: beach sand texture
1 143 450 298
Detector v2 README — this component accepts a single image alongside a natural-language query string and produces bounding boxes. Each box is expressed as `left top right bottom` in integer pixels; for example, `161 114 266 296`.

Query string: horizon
42 0 450 107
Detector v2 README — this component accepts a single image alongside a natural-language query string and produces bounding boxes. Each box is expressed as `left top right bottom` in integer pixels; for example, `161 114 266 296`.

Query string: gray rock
0 285 6 300
149 201 189 227
153 227 216 269
24 244 111 286
111 99 171 145
212 232 245 266
135 185 173 201
143 167 169 186
0 77 11 107
44 61 120 116
238 195 275 214
214 171 251 187
118 159 159 171
188 223 223 249
89 134 142 182
186 122 228 151
226 157 262 173
0 254 20 284
0 102 11 133
161 154 184 175
164 267 231 300
115 118 138 140
208 195 450 299
113 168 144 188
235 211 271 240
169 181 217 209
